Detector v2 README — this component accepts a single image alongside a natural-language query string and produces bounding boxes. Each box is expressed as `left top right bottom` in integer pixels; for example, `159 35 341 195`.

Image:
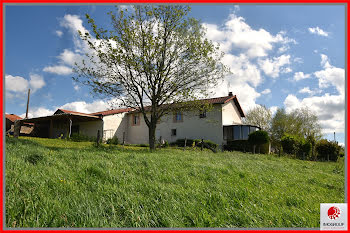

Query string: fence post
13 120 21 138
201 139 204 151
184 138 187 151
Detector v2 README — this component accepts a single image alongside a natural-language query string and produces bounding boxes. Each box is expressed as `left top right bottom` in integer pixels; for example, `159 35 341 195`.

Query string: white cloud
258 54 291 78
221 53 262 87
203 13 296 58
269 106 278 115
59 100 111 113
261 89 271 95
213 79 261 111
308 27 329 37
294 72 311 81
293 57 303 64
57 49 82 66
298 87 321 96
20 98 119 119
73 85 80 91
5 74 45 99
278 45 289 53
60 14 88 36
5 75 29 92
43 65 72 75
284 94 344 134
314 54 345 95
20 107 55 118
55 30 63 37
118 5 134 11
29 73 45 92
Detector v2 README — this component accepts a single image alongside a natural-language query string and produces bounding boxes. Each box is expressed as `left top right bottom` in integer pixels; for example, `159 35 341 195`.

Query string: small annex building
5 114 34 135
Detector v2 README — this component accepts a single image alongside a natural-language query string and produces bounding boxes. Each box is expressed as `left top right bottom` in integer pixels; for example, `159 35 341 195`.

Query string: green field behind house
6 137 345 228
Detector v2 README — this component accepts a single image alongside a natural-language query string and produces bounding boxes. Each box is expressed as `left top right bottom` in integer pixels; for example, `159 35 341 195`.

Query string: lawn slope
5 137 344 228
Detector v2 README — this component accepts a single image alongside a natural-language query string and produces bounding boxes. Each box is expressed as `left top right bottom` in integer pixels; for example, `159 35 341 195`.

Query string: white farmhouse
20 92 260 145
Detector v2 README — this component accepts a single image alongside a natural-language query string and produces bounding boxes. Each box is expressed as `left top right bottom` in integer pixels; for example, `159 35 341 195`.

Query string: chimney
228 91 233 96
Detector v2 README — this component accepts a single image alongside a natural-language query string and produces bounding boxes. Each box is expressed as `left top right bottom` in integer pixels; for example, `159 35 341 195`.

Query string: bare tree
243 105 272 131
73 5 228 150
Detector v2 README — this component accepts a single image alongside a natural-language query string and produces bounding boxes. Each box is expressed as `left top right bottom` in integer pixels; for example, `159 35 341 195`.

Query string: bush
224 140 270 154
171 138 218 150
224 140 250 152
281 134 298 155
281 134 312 160
106 137 119 145
315 139 341 162
69 133 97 142
248 130 269 153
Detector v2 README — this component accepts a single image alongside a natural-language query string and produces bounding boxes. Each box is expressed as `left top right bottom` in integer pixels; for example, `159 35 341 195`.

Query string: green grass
6 136 345 228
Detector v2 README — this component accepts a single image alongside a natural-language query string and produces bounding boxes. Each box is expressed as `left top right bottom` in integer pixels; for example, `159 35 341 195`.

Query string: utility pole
334 132 336 142
25 89 30 119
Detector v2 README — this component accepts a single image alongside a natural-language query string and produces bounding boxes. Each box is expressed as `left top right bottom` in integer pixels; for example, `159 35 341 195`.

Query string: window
132 114 140 126
242 126 250 140
223 126 233 140
171 129 177 136
233 125 241 140
199 110 206 118
173 112 183 123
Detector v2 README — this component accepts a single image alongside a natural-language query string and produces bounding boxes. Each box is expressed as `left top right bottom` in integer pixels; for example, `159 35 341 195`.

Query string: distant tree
73 5 228 151
270 107 322 155
243 105 272 131
248 130 269 154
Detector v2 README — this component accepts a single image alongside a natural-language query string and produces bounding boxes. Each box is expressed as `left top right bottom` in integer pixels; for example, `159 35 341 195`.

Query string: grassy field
5 136 345 228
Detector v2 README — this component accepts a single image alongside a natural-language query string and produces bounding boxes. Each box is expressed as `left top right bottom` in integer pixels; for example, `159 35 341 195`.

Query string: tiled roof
55 109 100 118
91 108 134 116
202 95 236 104
53 94 244 118
5 114 22 122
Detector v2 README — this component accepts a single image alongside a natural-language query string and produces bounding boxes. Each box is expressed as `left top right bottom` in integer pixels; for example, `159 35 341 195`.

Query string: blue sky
5 4 346 144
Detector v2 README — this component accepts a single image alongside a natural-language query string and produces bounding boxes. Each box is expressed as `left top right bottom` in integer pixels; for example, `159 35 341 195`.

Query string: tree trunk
149 122 156 151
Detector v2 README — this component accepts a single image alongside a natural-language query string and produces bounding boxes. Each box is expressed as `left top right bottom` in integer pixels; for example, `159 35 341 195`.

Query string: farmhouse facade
19 93 259 145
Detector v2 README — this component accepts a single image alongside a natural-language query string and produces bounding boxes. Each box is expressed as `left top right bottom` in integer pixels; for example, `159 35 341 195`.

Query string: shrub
171 138 218 150
281 134 298 155
69 133 97 142
106 137 119 145
298 139 311 160
248 130 269 153
224 140 251 152
162 141 169 148
281 134 312 160
315 139 341 162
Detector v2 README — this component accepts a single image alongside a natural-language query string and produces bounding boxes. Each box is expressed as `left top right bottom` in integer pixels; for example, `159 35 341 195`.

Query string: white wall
74 120 103 138
102 113 128 142
153 105 223 145
222 100 243 125
126 113 149 144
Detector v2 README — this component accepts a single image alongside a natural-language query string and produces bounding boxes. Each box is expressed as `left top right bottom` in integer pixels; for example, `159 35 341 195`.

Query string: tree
73 5 227 151
243 105 272 131
248 130 269 154
270 107 322 155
